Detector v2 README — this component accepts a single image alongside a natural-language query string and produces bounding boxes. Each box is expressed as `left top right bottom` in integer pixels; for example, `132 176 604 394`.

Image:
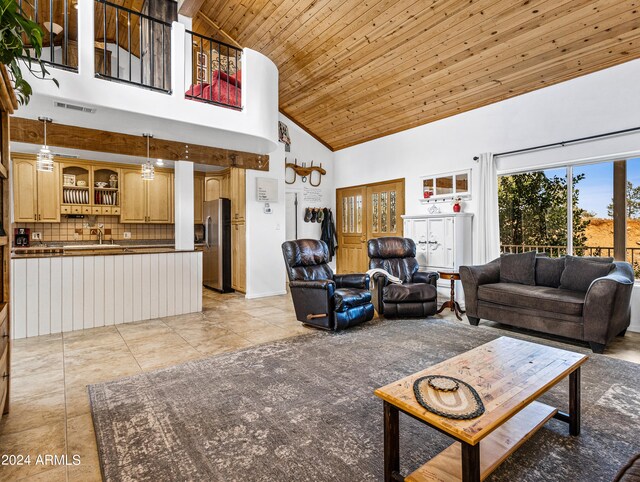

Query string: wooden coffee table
374 337 588 482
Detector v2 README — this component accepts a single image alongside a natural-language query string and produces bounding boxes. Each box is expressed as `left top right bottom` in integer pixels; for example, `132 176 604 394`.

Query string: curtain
474 153 501 264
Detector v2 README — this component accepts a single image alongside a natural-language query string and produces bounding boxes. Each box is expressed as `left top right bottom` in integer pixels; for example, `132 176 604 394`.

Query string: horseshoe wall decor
285 159 327 186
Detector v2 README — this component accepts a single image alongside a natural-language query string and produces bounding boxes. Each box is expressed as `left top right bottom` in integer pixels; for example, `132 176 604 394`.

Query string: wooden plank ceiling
190 0 640 151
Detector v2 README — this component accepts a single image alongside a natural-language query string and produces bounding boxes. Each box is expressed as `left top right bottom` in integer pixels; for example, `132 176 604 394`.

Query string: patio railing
501 244 640 268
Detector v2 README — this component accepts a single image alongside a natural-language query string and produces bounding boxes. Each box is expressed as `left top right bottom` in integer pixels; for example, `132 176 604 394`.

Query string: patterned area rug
89 318 640 481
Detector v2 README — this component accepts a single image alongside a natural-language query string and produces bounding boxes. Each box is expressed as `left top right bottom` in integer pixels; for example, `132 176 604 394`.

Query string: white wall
20 1 279 155
334 58 640 331
245 114 335 298
283 118 336 266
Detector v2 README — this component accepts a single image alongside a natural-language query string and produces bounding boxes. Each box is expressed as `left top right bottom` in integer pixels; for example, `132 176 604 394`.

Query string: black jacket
320 208 338 261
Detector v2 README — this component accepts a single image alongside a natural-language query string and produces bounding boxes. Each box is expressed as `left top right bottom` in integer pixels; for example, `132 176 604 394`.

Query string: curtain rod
473 125 640 160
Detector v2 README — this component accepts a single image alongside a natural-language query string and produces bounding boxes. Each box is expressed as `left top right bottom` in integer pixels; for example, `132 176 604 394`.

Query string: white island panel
11 251 203 339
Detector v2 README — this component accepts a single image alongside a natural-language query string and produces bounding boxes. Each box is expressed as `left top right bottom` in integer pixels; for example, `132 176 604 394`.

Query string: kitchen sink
63 244 121 249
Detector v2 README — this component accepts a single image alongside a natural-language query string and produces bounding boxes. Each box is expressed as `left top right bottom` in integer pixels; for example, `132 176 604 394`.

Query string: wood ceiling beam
10 118 269 171
178 0 207 17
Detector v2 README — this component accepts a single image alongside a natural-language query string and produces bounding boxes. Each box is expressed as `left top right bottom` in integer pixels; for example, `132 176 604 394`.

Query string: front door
336 179 405 273
336 186 368 274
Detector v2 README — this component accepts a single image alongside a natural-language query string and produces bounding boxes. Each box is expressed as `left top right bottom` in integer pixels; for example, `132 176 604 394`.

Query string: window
499 168 568 257
499 157 640 279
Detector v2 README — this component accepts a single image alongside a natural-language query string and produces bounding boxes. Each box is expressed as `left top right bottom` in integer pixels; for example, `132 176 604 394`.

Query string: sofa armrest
412 271 439 287
459 259 501 318
334 273 370 290
370 274 387 314
583 262 634 345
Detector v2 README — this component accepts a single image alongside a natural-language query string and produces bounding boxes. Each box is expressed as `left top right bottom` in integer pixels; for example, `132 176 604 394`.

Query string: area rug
89 318 640 481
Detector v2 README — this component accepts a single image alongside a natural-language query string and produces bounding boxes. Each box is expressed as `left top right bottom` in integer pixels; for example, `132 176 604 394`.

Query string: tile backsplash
16 216 175 242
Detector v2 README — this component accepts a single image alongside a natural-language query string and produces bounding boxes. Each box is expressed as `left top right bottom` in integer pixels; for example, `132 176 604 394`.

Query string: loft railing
94 0 172 93
18 0 78 71
185 30 242 110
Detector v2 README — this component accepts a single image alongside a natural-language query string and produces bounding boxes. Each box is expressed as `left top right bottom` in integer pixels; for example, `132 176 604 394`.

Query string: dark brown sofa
460 253 634 353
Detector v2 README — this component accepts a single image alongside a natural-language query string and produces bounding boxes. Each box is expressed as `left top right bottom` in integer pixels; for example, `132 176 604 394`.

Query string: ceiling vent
54 101 96 113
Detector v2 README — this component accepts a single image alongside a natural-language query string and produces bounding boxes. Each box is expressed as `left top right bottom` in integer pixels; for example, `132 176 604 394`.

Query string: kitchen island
11 244 202 339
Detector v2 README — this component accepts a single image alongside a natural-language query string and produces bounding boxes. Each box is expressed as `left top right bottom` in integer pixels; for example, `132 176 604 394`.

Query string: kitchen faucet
97 227 104 245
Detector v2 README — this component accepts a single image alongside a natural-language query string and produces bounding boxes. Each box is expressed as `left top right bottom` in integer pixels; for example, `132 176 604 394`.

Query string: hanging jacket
320 208 338 261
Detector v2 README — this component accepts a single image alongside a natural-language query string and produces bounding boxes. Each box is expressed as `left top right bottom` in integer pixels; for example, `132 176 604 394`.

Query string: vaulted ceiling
186 0 640 151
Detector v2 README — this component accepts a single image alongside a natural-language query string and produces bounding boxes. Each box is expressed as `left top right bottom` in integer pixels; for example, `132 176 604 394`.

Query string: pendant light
141 133 154 180
36 117 54 172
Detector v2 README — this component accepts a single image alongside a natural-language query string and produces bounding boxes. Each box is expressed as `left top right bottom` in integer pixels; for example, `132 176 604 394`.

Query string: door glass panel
390 191 397 232
456 173 469 194
356 195 363 233
349 196 355 233
435 176 454 196
342 197 348 233
372 193 379 233
380 192 388 232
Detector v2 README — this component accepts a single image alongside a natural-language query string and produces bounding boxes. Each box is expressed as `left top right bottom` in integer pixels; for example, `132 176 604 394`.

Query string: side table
436 271 465 320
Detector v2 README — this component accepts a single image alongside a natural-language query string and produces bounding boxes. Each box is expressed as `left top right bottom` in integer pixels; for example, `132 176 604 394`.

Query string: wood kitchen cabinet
12 156 60 222
194 173 204 224
121 168 173 223
229 167 245 222
231 221 246 292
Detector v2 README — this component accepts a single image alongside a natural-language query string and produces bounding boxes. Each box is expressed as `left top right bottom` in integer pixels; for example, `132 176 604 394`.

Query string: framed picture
278 121 291 145
63 174 76 186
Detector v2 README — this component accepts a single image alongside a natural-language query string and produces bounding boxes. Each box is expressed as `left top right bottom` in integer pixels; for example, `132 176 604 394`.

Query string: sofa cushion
559 255 613 292
478 283 585 316
333 288 371 312
535 257 565 288
383 283 437 303
500 251 536 285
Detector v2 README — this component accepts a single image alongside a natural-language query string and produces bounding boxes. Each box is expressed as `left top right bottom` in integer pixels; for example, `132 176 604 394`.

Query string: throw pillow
500 251 537 285
559 255 612 292
535 257 566 288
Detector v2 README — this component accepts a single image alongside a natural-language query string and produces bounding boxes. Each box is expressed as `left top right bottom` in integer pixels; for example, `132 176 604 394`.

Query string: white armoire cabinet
402 213 473 288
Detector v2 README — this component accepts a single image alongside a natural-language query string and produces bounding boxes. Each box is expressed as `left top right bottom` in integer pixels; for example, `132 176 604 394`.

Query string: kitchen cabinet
147 171 173 223
121 169 173 223
204 176 221 201
13 157 60 222
231 221 246 292
229 167 245 222
194 174 204 223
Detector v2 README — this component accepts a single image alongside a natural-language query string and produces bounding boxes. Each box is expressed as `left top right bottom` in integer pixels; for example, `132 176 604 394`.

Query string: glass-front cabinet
61 164 121 216
421 170 471 202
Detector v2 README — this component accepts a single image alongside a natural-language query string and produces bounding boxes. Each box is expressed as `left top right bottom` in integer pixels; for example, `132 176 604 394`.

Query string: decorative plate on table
413 375 485 420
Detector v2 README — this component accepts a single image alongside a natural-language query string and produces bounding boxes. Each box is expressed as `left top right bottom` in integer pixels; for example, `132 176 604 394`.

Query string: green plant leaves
0 0 58 105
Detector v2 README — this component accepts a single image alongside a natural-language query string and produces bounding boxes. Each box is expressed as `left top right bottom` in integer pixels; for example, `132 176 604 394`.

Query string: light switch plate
123 232 131 239
31 232 42 240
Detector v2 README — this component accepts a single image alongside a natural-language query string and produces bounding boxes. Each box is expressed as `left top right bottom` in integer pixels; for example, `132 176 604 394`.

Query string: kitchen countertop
12 242 204 259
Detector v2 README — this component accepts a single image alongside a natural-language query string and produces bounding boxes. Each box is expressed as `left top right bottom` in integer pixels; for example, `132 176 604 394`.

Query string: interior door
366 179 404 241
336 186 368 273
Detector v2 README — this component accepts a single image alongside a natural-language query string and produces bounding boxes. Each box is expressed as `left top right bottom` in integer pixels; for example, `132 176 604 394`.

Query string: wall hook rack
285 158 326 186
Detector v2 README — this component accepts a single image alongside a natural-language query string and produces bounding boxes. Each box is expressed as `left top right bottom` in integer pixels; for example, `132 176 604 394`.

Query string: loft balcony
15 0 278 155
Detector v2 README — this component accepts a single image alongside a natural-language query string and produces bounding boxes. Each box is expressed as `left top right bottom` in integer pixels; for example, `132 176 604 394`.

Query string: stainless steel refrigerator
203 198 232 292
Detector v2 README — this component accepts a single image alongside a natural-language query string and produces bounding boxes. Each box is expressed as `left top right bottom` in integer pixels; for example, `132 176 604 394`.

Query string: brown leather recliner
368 237 439 318
282 239 375 330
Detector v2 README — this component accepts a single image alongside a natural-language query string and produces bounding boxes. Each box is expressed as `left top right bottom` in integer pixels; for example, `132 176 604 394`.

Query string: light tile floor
0 288 638 481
